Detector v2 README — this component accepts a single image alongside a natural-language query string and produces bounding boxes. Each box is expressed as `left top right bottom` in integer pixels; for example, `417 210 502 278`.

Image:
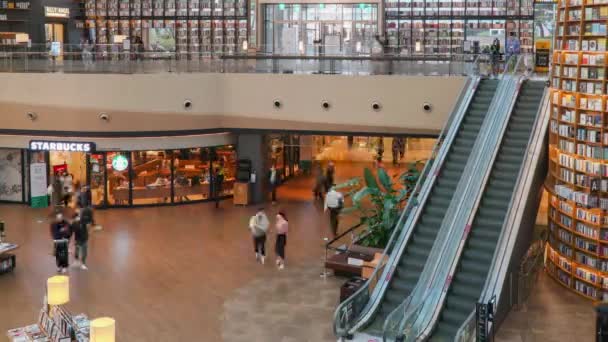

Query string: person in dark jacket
50 212 71 273
268 165 279 204
72 211 90 270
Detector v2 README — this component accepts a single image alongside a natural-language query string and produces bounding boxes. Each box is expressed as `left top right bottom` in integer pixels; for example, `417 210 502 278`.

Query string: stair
428 81 545 342
362 79 499 336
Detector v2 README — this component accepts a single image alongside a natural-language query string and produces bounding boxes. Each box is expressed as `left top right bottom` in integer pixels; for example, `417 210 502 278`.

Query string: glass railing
0 43 519 75
460 83 550 341
332 76 481 338
385 73 523 341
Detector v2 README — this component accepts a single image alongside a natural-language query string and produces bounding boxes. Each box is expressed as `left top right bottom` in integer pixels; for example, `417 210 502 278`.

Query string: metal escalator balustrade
382 75 521 342
361 79 500 336
453 84 551 342
332 76 484 339
427 80 546 342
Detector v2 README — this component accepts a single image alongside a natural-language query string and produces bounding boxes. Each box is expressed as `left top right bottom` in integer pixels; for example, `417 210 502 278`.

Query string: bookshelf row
84 0 247 18
556 0 608 51
546 243 608 300
385 18 534 54
86 18 248 52
383 0 534 17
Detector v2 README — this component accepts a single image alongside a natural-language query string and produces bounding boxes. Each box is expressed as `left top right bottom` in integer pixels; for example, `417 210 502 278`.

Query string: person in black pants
268 165 279 204
50 212 71 273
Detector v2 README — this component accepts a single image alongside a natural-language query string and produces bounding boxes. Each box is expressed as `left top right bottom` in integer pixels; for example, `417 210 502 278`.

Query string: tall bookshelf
547 0 608 300
384 0 534 56
83 0 248 53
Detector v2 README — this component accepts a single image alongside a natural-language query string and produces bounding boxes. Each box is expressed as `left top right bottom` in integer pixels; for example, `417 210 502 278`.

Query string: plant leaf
378 168 394 193
363 168 379 189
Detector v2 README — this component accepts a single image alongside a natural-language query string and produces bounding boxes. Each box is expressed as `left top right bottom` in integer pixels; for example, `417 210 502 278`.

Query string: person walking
398 137 406 161
490 38 501 78
391 138 400 165
313 164 326 201
249 208 270 264
505 32 521 70
325 161 335 193
50 212 71 273
72 210 90 270
274 212 288 270
268 164 279 204
324 185 344 236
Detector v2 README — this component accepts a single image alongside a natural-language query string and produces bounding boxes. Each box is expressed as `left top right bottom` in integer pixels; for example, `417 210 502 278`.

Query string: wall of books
547 0 608 300
83 0 248 53
384 0 534 55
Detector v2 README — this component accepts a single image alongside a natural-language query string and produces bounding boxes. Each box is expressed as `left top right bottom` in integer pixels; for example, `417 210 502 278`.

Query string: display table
7 306 90 342
0 242 18 274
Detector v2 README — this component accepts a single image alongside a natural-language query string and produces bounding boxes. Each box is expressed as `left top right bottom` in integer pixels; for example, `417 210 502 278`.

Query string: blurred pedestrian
324 185 344 236
274 212 288 270
249 208 269 264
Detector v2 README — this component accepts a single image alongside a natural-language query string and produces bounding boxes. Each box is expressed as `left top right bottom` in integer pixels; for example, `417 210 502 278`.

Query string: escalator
362 78 500 336
428 80 546 341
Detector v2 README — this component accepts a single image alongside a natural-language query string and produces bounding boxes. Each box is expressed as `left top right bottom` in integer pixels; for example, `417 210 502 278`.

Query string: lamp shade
90 317 115 342
47 276 69 305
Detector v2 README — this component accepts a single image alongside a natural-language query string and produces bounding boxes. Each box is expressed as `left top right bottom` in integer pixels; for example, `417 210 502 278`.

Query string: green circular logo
112 155 129 171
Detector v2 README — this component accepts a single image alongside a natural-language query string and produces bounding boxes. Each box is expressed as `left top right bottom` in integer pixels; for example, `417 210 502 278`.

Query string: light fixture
90 317 116 342
356 41 362 52
242 40 248 51
47 275 69 306
26 111 37 121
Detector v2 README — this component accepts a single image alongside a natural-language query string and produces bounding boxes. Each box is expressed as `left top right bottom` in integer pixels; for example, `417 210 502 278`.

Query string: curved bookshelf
548 0 608 300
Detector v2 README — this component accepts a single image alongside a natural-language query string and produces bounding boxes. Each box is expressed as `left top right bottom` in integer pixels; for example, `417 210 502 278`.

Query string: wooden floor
0 162 396 341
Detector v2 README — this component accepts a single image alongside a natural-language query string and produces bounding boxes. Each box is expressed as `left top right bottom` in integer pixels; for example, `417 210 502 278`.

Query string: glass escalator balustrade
429 81 546 341
361 79 500 336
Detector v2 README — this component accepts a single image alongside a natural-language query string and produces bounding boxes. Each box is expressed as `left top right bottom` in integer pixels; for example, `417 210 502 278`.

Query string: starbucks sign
112 155 129 171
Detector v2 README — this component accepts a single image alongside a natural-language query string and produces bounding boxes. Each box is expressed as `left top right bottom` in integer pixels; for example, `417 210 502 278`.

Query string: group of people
391 138 406 165
50 205 94 273
47 168 96 273
248 209 289 269
489 32 522 78
313 161 336 201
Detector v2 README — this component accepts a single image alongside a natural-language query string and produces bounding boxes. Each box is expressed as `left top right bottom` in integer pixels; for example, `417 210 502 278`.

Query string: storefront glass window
0 149 23 202
130 150 171 205
172 148 211 203
107 152 130 206
212 145 236 196
89 153 106 207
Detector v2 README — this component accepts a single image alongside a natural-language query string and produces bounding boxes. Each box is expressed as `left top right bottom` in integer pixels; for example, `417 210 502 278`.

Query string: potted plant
337 161 425 249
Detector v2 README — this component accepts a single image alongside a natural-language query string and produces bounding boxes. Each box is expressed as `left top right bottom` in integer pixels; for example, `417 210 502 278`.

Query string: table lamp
47 275 69 306
90 317 115 342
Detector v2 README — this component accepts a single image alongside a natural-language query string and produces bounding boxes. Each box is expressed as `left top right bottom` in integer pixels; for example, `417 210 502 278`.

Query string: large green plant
337 161 425 249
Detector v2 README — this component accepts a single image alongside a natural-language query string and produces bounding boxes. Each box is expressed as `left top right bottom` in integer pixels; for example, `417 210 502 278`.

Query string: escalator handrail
474 85 551 335
395 76 523 341
333 75 481 337
382 76 517 341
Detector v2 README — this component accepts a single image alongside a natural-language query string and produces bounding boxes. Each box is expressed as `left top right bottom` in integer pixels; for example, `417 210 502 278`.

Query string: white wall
0 73 467 135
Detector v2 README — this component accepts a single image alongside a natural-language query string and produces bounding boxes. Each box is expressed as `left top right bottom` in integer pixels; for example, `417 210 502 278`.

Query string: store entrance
49 151 88 205
45 22 65 59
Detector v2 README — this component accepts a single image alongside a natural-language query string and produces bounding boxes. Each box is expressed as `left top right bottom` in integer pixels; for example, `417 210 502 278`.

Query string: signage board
29 140 95 153
45 6 70 18
30 163 48 208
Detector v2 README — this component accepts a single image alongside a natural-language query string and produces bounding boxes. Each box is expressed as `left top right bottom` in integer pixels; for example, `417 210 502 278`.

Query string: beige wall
0 73 466 135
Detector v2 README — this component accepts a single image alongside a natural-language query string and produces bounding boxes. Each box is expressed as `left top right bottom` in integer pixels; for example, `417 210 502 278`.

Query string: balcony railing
0 43 518 76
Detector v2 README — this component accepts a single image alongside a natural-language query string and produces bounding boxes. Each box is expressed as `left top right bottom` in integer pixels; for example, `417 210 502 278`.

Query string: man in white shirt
324 185 344 236
249 208 270 264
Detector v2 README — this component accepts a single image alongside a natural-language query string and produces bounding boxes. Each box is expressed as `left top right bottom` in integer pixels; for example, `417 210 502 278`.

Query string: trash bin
596 303 608 342
340 276 366 303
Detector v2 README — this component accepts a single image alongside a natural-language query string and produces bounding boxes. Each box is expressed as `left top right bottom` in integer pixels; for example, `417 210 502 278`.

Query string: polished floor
0 161 596 341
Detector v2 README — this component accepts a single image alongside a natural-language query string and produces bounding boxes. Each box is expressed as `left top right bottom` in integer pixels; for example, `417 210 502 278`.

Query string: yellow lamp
90 317 116 342
47 276 69 306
